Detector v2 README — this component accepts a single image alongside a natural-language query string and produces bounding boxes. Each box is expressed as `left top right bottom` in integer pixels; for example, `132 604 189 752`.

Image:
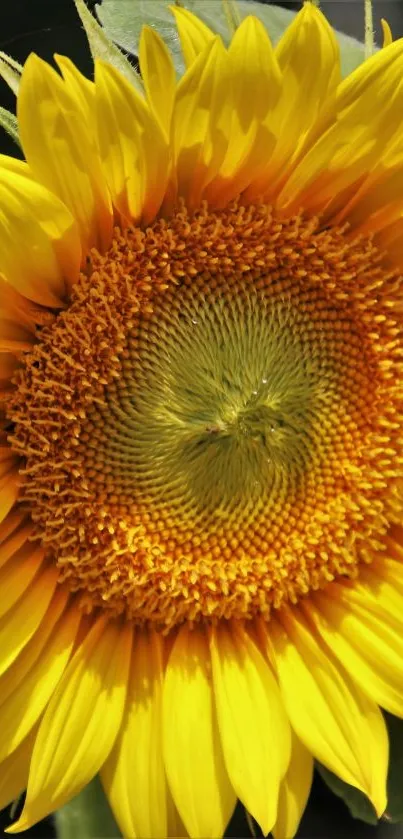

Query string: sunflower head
0 2 403 838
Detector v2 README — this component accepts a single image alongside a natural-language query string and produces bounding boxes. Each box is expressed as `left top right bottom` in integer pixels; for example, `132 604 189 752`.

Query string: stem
364 0 374 59
54 776 121 839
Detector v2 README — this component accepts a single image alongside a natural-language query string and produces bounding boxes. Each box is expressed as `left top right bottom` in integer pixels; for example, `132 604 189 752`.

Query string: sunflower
0 1 403 837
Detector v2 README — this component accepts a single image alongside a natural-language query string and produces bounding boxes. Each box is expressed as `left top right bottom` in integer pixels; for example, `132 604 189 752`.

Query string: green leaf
335 29 369 76
318 714 403 826
54 775 121 839
0 106 20 147
96 0 368 77
383 712 403 823
316 763 378 825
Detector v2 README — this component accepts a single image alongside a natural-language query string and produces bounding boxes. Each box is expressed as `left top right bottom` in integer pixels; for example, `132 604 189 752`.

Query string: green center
84 278 346 524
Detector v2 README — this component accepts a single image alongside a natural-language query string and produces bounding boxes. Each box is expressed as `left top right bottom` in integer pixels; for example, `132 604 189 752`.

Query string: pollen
7 201 403 630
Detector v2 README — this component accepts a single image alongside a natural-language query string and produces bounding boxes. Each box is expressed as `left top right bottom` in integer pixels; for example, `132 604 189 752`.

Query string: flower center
8 201 403 629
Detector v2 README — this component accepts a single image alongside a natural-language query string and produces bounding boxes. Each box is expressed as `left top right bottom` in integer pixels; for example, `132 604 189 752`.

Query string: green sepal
316 763 378 825
0 52 23 95
54 775 122 839
0 106 20 147
74 0 143 89
96 0 368 78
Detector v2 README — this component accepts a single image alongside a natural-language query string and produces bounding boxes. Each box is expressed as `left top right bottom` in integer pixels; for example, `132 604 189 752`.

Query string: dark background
1 0 403 837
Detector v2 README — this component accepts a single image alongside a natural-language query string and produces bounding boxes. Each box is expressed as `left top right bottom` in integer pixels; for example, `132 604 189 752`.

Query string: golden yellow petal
163 625 236 838
0 519 34 570
95 60 169 225
0 564 59 678
0 595 79 763
247 2 340 201
0 727 37 812
272 730 313 839
170 6 215 67
381 19 393 47
101 630 168 839
172 37 230 209
0 165 81 305
17 54 112 254
139 26 176 137
277 38 403 217
205 16 281 206
271 608 388 817
0 543 44 620
9 618 132 831
304 561 403 716
210 622 291 836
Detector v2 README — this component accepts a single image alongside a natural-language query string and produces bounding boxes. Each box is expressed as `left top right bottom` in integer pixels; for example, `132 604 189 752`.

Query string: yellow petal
0 166 80 305
9 618 132 831
210 622 291 835
95 60 169 225
0 154 32 178
206 17 281 206
0 586 68 705
274 2 340 144
0 509 26 547
139 26 176 137
0 275 46 334
101 630 167 839
163 625 236 839
0 543 44 619
0 519 34 570
0 726 37 812
304 562 403 717
167 788 188 839
381 19 393 48
0 594 79 762
270 608 388 816
170 6 215 67
0 565 59 678
172 38 231 209
55 54 96 120
278 38 403 217
17 54 112 254
247 2 340 201
272 731 313 839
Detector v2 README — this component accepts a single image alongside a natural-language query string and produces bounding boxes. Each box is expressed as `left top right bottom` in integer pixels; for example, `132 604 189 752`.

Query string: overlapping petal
101 630 168 839
246 2 340 201
0 727 37 812
0 564 59 678
303 556 403 717
277 37 403 218
210 622 291 835
269 609 388 816
0 7 401 839
0 165 80 305
170 6 215 67
272 730 313 839
171 36 230 209
9 618 132 831
163 625 235 838
205 16 281 207
95 60 169 225
139 26 176 137
18 54 112 254
0 592 79 763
